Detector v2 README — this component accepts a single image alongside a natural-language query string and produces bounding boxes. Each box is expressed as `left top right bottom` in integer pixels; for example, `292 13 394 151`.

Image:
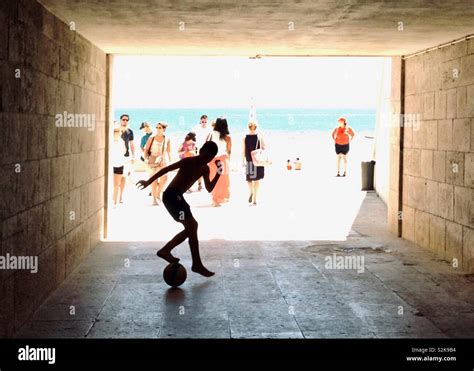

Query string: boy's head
199 141 218 162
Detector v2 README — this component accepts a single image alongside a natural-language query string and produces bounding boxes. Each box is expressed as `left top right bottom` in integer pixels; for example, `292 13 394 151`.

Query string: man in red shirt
332 117 355 177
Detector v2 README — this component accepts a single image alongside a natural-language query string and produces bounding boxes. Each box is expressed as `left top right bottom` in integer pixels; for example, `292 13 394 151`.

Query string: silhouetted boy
136 141 222 277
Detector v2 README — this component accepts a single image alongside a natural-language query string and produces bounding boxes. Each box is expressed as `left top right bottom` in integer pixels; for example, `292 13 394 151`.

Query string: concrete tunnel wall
386 40 474 273
400 39 474 272
0 0 106 336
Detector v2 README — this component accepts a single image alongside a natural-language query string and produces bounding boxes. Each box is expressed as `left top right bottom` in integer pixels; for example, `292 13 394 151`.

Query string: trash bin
361 160 376 191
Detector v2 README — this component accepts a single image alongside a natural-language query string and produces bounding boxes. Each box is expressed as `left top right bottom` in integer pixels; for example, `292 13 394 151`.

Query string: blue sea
114 108 376 136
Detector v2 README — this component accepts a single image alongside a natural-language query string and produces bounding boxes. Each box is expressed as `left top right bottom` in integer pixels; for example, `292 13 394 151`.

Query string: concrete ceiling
39 0 474 56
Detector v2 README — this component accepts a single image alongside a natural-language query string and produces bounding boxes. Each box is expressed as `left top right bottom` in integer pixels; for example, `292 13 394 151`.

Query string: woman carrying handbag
144 122 171 205
243 121 269 206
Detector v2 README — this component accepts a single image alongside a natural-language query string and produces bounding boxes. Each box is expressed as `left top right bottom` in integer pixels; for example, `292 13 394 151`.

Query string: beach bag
147 136 166 168
251 136 271 166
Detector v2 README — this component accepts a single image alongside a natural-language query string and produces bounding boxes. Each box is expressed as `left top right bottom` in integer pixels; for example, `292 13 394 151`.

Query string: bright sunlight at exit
107 56 391 241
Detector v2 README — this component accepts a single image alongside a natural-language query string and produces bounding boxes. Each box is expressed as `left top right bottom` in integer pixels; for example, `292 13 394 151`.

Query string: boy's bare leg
157 229 186 263
343 155 348 173
337 154 341 174
184 218 214 277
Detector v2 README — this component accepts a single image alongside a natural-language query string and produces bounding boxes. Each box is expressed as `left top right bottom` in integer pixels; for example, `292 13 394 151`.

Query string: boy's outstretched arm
136 160 183 189
203 160 222 192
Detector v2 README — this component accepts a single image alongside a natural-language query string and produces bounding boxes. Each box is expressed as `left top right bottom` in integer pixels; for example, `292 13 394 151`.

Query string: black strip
0 339 472 368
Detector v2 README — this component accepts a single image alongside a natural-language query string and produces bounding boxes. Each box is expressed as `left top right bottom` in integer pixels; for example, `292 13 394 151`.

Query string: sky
113 56 389 109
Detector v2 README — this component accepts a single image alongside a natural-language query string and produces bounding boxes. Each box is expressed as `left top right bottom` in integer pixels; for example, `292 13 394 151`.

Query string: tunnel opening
104 56 391 242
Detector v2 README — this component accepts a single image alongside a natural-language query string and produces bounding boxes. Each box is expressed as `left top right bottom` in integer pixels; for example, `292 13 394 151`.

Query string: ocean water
114 108 376 136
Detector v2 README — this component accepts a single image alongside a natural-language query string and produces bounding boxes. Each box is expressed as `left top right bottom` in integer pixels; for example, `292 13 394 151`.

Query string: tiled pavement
15 194 474 338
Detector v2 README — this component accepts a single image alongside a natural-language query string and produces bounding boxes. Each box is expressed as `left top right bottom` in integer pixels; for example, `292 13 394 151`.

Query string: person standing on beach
136 141 222 277
192 115 210 149
243 121 265 206
208 117 231 207
178 132 197 160
111 125 126 206
139 122 153 161
192 115 210 191
144 122 172 205
120 114 135 161
118 114 135 203
332 117 355 177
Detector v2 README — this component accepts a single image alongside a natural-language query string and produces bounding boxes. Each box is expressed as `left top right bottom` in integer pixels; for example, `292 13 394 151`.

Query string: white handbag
251 136 271 166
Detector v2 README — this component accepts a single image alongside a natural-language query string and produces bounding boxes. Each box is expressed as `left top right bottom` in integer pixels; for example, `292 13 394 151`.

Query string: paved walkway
15 193 474 338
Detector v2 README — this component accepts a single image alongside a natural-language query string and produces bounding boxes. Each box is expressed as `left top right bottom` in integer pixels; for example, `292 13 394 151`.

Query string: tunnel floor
15 193 474 339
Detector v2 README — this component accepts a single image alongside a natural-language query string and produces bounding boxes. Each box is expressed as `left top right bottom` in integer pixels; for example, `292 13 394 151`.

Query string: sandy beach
108 130 375 242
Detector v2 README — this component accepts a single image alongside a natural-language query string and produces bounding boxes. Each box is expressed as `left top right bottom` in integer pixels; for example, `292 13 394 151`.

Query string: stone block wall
401 39 473 272
0 0 106 336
